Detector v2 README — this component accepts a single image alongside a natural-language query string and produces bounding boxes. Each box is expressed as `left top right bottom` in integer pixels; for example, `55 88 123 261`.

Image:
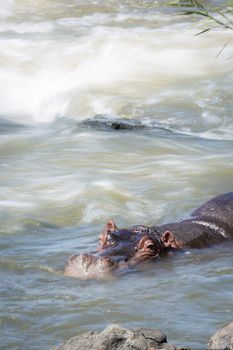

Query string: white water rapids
0 0 233 139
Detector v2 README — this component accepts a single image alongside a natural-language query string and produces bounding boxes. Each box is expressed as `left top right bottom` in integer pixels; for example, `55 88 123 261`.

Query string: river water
1 1 233 349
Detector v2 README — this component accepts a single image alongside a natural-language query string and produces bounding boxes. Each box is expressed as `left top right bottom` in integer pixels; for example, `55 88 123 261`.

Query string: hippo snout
64 253 118 279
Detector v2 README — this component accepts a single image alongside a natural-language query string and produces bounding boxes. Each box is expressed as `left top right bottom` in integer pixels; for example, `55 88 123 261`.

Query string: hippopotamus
64 192 233 279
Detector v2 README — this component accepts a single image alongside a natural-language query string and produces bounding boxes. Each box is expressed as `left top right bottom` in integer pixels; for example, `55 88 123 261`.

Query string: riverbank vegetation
167 0 233 56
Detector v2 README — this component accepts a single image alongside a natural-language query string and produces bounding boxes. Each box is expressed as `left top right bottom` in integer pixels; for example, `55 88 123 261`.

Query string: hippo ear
161 230 178 248
105 220 118 232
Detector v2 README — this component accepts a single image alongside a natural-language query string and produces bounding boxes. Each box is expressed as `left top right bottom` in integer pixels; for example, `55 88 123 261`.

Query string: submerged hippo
64 192 233 279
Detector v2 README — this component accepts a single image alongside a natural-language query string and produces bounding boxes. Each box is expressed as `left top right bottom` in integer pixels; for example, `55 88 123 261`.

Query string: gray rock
208 322 233 350
53 324 191 350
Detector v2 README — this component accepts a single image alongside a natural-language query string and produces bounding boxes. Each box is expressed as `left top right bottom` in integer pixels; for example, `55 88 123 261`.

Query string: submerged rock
81 115 174 135
208 322 233 350
82 115 146 131
53 324 191 350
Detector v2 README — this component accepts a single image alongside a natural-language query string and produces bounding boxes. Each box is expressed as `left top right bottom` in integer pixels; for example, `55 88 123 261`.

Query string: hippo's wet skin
64 192 233 279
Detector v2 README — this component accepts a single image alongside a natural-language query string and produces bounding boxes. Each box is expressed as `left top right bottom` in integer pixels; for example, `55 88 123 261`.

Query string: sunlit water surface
0 1 233 349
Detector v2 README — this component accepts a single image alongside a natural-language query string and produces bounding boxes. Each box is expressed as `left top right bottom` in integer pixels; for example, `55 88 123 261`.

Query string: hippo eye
108 239 116 246
146 243 155 249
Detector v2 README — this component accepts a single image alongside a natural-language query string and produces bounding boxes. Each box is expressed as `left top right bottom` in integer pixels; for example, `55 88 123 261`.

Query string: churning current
0 1 233 349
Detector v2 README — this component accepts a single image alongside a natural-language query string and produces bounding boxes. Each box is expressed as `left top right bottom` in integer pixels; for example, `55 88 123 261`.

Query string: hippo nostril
81 254 88 261
69 254 78 263
81 254 96 271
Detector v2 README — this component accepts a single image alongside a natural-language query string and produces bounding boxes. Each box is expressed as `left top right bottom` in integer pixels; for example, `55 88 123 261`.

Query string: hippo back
191 192 233 230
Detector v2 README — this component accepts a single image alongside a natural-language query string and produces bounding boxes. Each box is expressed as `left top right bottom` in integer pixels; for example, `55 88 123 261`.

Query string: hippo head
97 220 163 263
64 220 175 279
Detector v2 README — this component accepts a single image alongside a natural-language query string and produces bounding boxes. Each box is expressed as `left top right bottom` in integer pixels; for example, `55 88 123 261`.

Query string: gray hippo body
64 192 233 279
158 192 233 248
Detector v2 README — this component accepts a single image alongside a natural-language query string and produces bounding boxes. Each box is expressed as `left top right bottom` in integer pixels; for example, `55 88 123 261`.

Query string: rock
82 116 146 131
53 324 191 350
208 322 233 350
